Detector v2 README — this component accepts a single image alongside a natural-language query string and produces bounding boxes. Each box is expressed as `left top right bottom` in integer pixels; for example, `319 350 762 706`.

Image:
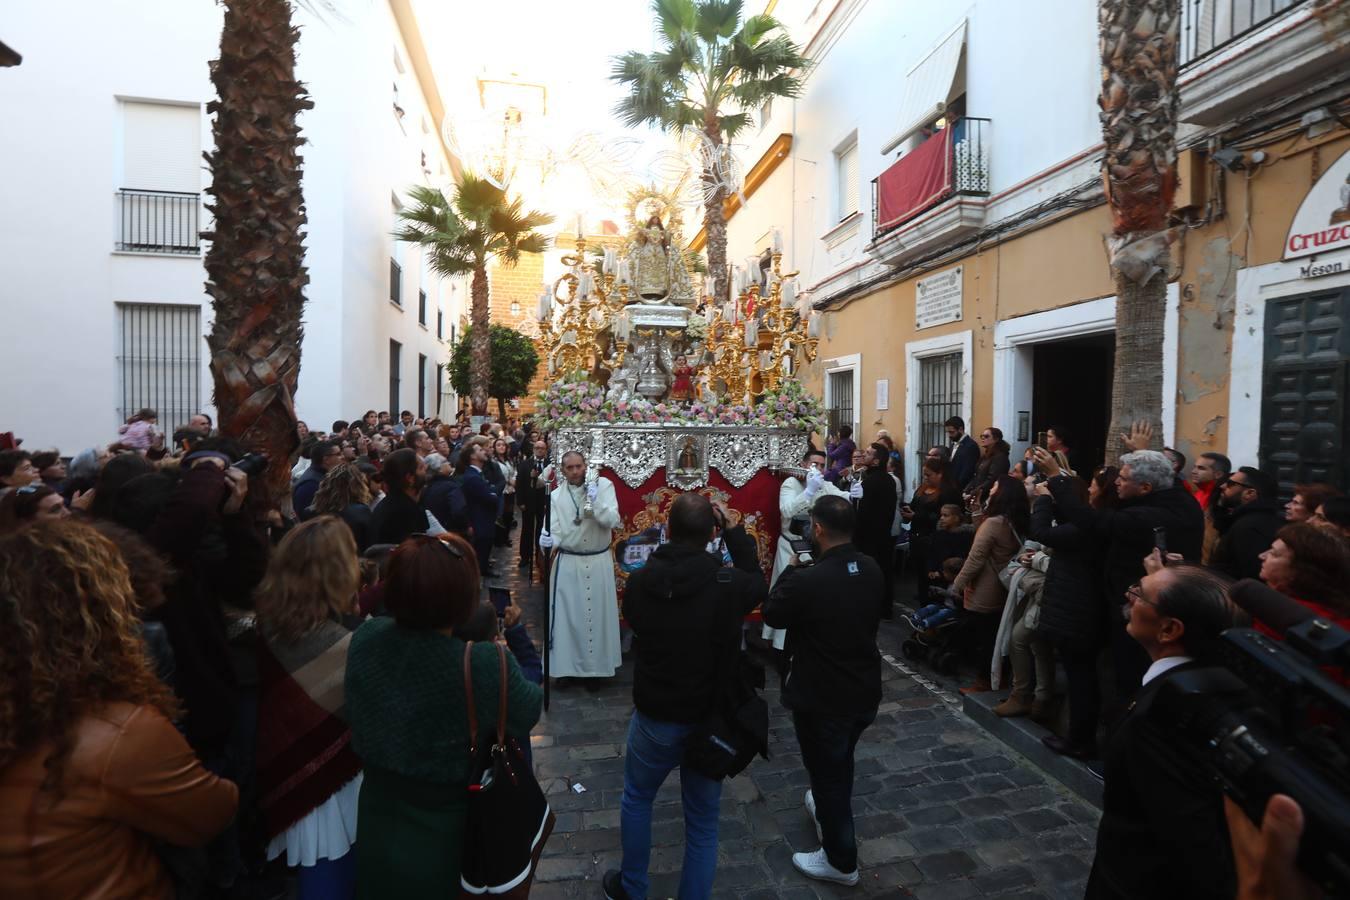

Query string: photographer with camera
604 493 767 900
1086 563 1238 900
763 495 882 887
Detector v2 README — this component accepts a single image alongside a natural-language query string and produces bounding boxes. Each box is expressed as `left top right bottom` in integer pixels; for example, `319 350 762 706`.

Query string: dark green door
1260 286 1350 494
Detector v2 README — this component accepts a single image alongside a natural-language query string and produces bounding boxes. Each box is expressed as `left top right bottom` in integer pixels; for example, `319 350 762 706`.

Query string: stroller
900 585 964 676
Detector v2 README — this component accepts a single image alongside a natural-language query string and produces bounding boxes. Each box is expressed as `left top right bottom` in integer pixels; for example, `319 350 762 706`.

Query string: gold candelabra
537 236 817 404
701 251 817 403
537 236 630 376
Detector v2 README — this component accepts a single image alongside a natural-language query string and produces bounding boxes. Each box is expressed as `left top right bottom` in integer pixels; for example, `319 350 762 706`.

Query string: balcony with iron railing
116 189 201 255
1180 0 1306 67
1176 0 1347 125
867 117 990 266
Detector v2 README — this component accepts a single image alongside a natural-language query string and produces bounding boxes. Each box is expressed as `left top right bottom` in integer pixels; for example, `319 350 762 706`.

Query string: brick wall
487 253 548 417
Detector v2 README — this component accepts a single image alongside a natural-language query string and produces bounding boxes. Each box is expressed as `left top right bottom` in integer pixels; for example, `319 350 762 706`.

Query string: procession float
534 186 824 587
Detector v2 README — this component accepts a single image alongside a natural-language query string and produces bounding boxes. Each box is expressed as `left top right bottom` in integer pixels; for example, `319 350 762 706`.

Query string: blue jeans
620 711 722 900
914 603 957 630
297 846 355 900
792 709 877 873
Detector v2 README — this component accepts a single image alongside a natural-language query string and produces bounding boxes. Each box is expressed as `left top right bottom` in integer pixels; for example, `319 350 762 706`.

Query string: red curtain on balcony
876 127 953 232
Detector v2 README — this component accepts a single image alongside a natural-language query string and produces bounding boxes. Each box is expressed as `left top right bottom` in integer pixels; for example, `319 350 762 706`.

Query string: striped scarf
256 621 363 839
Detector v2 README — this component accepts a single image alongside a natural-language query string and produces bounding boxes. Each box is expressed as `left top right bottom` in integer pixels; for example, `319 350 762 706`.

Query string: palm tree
394 177 552 416
613 0 809 306
1098 0 1180 459
202 0 314 507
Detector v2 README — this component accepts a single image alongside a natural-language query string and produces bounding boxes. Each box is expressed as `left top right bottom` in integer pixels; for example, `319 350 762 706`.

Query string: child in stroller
902 557 964 674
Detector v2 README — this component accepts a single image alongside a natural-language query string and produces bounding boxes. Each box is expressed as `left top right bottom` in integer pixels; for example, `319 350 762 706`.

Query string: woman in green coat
345 533 543 897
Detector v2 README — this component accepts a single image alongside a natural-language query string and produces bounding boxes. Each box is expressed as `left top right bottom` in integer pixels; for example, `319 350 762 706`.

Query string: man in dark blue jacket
292 440 341 519
458 441 499 576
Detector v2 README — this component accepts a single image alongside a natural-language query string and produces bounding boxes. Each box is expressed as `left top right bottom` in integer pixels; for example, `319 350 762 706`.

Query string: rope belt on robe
549 545 613 650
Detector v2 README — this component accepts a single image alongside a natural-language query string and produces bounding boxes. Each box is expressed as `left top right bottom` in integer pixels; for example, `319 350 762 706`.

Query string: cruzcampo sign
1285 148 1350 260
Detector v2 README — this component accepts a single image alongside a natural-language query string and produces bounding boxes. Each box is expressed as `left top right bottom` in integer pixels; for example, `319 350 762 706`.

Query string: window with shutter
836 140 859 222
122 101 200 193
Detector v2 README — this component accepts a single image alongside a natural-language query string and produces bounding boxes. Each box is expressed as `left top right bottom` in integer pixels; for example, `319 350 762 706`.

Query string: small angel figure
669 354 695 402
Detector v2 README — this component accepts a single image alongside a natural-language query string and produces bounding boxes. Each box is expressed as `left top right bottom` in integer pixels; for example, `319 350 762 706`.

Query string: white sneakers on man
797 792 859 885
804 789 821 840
791 849 860 886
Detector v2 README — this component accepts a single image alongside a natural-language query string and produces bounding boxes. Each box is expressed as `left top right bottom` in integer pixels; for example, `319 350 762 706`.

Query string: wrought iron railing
1179 0 1307 67
872 117 991 240
116 189 200 254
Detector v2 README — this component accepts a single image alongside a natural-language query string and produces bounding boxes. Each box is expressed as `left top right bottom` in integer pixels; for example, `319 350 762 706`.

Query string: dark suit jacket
369 491 426 546
1086 662 1235 900
461 466 498 541
950 435 979 488
855 467 897 563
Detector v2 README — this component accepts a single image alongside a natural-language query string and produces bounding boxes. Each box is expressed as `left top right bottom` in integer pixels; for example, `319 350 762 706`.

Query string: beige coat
952 514 1020 614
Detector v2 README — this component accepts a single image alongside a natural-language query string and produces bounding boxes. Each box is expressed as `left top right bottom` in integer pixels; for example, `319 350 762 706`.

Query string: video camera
1148 594 1350 896
785 514 814 565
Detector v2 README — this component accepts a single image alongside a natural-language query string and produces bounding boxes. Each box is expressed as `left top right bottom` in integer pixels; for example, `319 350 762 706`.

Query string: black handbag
460 641 555 897
682 631 769 781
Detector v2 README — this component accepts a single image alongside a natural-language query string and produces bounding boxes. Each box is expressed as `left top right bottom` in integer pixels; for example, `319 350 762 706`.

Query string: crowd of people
806 414 1350 897
1 400 1345 900
0 409 555 900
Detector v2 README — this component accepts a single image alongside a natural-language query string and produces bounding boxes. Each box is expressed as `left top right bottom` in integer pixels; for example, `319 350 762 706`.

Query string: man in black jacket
1086 563 1236 900
370 448 427 545
604 493 766 900
854 443 898 618
763 496 882 887
1038 448 1203 701
945 416 980 488
515 438 549 569
1210 466 1283 581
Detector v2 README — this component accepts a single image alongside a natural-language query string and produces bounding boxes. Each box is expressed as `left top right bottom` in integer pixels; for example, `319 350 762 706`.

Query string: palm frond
718 110 752 139
736 12 777 47
695 0 743 43
654 0 697 45
453 173 507 224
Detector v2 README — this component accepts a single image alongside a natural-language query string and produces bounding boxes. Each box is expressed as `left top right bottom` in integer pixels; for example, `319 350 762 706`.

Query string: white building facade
0 0 466 453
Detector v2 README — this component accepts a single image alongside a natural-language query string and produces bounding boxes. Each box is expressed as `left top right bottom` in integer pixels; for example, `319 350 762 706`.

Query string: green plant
449 324 541 421
394 177 552 416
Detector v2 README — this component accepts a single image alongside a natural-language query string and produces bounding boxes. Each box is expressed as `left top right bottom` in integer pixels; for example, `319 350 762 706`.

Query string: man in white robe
762 447 850 650
538 450 623 680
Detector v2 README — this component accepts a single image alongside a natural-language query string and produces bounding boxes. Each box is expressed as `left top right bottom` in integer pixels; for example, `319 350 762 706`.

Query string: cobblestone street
493 550 1100 900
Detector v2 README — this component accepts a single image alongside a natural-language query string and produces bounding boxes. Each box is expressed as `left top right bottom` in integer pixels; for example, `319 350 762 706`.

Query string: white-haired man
1035 445 1204 701
538 450 622 684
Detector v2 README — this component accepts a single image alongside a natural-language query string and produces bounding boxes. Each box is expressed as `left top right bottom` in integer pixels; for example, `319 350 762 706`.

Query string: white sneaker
792 848 860 886
804 789 822 840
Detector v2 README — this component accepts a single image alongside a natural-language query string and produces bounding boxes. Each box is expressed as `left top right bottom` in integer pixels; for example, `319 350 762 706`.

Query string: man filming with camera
763 495 882 887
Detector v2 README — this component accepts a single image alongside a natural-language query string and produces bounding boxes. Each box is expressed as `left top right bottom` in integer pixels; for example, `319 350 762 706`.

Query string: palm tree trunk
470 265 491 416
203 0 312 509
1099 0 1179 460
702 120 729 307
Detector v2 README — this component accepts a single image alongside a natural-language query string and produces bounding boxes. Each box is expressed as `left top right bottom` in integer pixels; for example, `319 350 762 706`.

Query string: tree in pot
612 0 809 307
394 178 552 418
1098 0 1180 459
449 324 541 422
202 0 314 508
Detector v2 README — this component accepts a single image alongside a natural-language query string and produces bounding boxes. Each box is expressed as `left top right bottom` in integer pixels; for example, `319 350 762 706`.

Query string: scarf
256 621 363 839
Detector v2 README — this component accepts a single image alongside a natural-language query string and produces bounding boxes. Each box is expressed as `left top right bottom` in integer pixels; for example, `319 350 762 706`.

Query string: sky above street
417 0 674 210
